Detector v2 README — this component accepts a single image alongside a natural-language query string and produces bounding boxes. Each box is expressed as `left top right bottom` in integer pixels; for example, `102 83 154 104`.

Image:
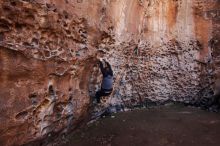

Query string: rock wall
100 0 219 106
0 0 219 145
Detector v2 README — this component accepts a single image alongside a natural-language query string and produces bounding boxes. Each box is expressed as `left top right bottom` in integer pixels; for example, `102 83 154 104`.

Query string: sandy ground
62 105 220 146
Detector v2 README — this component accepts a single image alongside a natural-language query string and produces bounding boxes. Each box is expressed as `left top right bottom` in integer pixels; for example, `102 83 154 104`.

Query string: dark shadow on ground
61 104 220 146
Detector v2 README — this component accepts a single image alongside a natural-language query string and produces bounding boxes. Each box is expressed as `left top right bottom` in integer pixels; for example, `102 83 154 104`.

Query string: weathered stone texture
0 0 219 145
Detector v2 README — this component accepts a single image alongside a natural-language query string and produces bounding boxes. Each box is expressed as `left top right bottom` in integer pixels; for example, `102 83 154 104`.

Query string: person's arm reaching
99 60 105 75
105 61 113 76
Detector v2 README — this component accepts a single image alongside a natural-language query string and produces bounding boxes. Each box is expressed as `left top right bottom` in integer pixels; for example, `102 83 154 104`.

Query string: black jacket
99 61 113 90
99 61 113 77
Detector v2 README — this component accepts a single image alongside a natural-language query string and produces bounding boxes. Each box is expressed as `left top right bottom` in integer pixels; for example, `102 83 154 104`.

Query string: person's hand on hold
98 58 103 66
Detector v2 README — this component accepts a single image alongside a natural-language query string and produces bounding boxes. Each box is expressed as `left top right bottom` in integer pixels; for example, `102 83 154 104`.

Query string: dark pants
95 88 112 103
210 94 220 106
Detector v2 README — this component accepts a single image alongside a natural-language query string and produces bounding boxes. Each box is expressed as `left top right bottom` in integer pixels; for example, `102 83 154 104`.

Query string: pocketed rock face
0 1 99 145
0 0 219 145
101 0 219 107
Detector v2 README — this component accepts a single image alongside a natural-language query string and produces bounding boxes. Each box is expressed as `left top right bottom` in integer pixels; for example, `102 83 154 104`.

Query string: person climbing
94 58 113 103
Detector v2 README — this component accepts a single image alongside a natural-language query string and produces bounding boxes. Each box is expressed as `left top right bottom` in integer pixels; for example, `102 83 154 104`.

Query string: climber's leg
95 90 103 103
95 89 112 103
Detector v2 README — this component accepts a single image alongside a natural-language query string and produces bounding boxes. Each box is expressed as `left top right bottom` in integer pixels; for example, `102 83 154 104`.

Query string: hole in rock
0 21 10 31
15 22 23 30
48 85 54 95
44 50 51 57
10 1 17 6
0 33 4 41
32 38 39 45
15 111 28 120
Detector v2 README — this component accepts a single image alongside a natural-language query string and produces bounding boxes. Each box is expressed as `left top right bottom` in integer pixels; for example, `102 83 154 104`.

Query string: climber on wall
94 58 113 103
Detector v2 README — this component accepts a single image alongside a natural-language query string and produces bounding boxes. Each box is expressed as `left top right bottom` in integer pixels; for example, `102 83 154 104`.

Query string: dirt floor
61 105 220 146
